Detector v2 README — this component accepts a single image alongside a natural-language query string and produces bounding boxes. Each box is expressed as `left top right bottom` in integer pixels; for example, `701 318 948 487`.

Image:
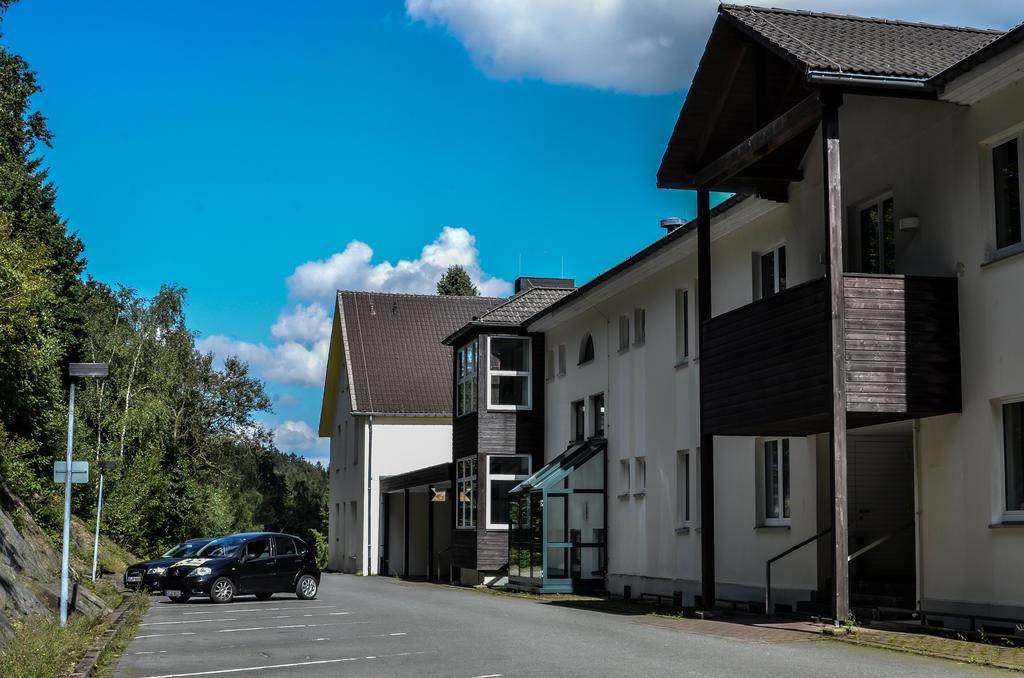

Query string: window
1004 401 1024 516
487 336 531 410
570 400 585 442
557 344 567 376
618 459 631 497
762 439 791 526
273 535 297 556
545 349 555 380
456 339 479 416
993 137 1022 251
758 245 787 298
677 450 691 528
618 315 630 351
244 538 272 561
579 333 595 365
674 289 689 363
591 393 605 437
634 457 647 495
633 307 646 345
456 457 477 529
351 419 358 466
487 455 531 529
857 195 896 274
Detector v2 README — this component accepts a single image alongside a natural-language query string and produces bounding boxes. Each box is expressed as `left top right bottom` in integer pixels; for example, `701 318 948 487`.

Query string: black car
160 532 320 604
124 538 214 591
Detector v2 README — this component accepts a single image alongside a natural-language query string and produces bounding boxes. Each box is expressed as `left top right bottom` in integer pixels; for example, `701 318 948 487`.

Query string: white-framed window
456 456 477 529
674 289 689 364
579 333 595 365
1002 400 1024 519
856 194 896 274
757 245 787 299
456 339 478 417
633 307 646 345
590 393 605 437
557 343 567 376
676 450 691 528
545 349 555 380
486 336 531 410
762 439 791 526
618 315 630 351
992 134 1023 252
570 399 585 442
634 456 647 496
618 459 631 497
486 455 531 529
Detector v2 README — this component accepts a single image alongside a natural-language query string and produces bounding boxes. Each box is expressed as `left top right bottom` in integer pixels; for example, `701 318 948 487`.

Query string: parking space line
142 611 349 626
216 621 368 634
175 605 338 615
140 618 236 626
139 650 434 677
135 632 197 640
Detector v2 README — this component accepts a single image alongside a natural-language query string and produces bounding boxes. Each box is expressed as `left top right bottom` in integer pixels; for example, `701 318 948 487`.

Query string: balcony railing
700 274 961 436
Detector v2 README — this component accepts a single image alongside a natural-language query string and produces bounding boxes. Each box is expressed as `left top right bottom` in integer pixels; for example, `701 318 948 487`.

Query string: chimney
514 277 576 295
661 217 685 234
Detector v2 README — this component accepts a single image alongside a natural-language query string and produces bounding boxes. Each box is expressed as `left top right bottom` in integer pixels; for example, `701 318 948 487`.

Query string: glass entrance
856 195 896 274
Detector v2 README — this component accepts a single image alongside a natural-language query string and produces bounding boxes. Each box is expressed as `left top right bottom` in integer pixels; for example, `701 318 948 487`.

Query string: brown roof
478 287 576 324
338 291 502 416
721 4 1002 80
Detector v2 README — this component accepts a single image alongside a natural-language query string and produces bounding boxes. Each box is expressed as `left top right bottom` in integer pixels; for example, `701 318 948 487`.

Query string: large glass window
994 138 1022 251
456 456 477 529
858 195 896 274
1004 402 1024 515
487 336 531 410
763 439 791 526
759 245 787 298
487 455 531 529
456 340 478 417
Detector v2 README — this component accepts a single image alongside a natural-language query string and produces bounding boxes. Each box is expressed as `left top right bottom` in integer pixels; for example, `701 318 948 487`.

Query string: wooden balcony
700 274 961 436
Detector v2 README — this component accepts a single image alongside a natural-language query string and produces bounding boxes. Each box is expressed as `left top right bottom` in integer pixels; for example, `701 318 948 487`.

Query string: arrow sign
54 461 89 484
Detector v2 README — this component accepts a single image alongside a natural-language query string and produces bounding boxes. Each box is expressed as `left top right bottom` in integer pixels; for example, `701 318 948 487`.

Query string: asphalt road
115 574 1008 678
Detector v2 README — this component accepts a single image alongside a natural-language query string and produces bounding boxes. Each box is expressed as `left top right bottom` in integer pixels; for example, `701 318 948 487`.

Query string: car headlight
147 567 166 575
189 567 212 577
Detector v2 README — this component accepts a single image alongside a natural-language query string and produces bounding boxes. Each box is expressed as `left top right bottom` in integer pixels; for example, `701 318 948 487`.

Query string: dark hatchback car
160 532 320 604
124 538 213 591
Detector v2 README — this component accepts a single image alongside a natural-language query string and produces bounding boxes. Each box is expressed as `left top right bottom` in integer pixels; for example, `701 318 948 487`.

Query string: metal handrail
765 527 832 615
847 521 914 563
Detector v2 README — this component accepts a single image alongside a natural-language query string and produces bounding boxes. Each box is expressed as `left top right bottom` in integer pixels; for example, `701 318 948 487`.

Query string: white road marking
471 674 503 678
177 605 337 616
140 618 236 626
133 651 168 655
216 621 367 634
135 632 197 640
139 651 433 677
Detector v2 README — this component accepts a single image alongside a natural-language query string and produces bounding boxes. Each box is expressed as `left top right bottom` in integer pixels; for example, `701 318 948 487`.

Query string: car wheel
296 574 318 600
255 592 273 601
168 593 190 603
211 577 236 604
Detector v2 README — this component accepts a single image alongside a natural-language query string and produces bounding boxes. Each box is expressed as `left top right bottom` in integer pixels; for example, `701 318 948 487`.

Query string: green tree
436 265 479 296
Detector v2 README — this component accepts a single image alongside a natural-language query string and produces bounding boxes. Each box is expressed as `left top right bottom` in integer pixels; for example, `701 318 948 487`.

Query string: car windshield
196 537 246 558
161 542 204 558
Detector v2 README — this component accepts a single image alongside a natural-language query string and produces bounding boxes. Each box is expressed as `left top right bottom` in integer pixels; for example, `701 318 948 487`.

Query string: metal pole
60 380 76 626
91 473 104 582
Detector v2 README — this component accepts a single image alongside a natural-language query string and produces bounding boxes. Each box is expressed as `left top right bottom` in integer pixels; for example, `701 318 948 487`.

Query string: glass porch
508 440 606 593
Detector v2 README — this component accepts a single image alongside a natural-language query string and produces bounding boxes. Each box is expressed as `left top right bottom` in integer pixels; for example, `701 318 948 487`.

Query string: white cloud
271 303 332 343
406 0 1022 94
286 226 512 300
198 334 329 389
272 420 319 449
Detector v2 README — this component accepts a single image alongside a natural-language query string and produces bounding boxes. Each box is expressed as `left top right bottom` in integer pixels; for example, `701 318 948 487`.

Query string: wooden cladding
700 274 960 436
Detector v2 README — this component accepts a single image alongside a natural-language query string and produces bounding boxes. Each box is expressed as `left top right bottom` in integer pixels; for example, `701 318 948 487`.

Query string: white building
319 291 501 574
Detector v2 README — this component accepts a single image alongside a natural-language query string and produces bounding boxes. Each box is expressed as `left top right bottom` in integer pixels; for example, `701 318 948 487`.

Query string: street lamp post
60 362 108 626
91 460 118 582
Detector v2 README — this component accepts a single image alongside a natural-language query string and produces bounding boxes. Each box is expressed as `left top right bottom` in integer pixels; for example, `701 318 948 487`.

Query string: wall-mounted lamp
899 216 921 232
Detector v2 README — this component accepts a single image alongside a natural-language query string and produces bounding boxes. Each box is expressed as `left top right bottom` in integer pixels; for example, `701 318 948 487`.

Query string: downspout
912 418 923 610
366 414 374 576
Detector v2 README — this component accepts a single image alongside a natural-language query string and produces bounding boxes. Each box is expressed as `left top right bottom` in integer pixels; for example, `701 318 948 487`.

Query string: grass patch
95 593 150 678
83 578 123 608
0 614 104 678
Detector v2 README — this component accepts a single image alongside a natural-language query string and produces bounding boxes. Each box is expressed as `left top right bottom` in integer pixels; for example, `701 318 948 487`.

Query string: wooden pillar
822 94 849 624
381 493 390 576
427 485 435 582
696 186 716 609
403 488 410 578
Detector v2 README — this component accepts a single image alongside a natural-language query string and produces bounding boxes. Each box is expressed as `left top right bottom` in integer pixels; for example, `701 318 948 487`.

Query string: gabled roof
319 291 502 431
721 4 1002 81
442 286 576 346
932 22 1024 87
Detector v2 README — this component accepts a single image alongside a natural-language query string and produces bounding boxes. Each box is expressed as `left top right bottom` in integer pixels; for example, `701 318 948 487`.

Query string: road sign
54 461 89 484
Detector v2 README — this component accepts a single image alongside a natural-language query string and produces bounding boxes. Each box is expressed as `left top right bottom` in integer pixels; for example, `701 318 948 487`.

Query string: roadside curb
831 634 1024 673
70 595 136 678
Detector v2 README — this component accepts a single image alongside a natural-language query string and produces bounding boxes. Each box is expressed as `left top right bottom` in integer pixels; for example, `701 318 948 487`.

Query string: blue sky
5 0 1019 463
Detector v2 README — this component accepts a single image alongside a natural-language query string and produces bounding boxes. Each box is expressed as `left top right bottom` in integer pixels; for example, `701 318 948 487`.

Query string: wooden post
696 186 716 610
427 485 435 581
381 493 390 576
403 488 411 578
822 95 849 625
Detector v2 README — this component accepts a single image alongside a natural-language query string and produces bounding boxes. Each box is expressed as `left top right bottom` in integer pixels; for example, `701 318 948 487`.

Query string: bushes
309 528 329 570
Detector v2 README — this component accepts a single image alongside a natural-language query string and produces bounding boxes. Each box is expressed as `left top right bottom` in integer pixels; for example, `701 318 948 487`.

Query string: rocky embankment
0 484 109 643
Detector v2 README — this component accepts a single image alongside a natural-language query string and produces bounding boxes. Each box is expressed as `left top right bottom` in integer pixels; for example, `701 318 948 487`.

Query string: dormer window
579 333 595 365
456 339 478 417
487 336 532 410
